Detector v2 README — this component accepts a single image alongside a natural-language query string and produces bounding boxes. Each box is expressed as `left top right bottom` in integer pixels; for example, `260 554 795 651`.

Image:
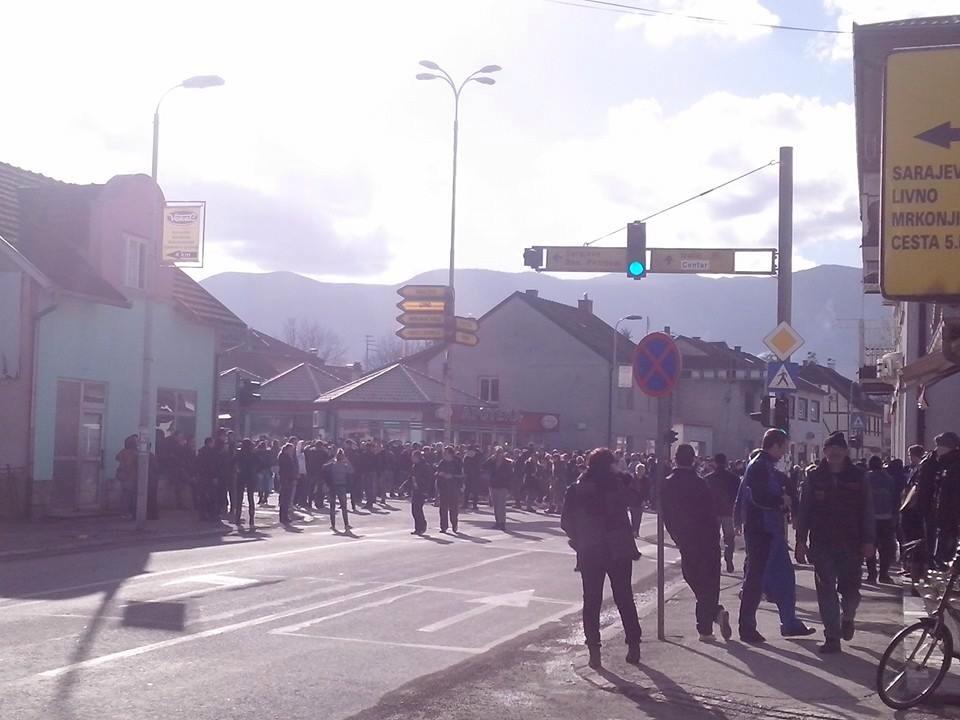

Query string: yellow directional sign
454 331 479 347
455 316 479 333
650 249 735 274
882 47 960 300
397 299 446 313
397 313 445 327
397 285 453 301
396 326 446 341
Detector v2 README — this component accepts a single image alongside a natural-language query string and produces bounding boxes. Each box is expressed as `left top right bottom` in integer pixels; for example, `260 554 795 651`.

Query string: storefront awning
900 338 960 388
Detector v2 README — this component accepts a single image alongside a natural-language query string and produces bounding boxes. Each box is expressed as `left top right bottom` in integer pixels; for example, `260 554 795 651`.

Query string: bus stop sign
633 332 682 397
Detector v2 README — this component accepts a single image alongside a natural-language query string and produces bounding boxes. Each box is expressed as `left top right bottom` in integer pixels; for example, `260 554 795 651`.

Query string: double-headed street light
416 60 500 441
609 315 648 451
137 74 224 529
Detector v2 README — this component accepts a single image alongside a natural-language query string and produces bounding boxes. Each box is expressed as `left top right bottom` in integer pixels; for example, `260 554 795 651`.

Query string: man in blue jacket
737 428 790 644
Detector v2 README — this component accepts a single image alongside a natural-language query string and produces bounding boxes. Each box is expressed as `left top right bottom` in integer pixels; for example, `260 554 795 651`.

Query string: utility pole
777 146 793 325
655 324 673 642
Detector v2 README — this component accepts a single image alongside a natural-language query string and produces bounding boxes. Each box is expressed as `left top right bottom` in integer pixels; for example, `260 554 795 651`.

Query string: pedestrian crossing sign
766 361 799 394
851 413 866 432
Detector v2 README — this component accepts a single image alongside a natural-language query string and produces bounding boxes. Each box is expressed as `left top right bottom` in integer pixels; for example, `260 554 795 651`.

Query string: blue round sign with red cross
633 332 682 397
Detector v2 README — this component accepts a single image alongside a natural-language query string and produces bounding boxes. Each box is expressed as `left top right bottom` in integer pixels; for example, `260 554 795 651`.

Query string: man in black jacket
662 444 732 642
484 447 514 531
796 432 875 654
705 453 741 574
561 448 642 669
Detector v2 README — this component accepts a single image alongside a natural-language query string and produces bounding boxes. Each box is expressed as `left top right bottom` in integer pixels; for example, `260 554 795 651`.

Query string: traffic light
750 395 772 426
238 379 262 407
523 246 544 271
773 396 789 433
663 429 679 445
626 222 647 279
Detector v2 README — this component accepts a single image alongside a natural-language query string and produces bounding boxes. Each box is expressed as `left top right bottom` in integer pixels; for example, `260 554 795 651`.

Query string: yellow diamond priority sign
763 322 804 362
881 47 960 300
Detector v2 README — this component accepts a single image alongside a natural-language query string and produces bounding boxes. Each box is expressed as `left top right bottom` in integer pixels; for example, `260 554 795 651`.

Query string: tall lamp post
416 60 499 442
609 315 647 450
136 74 224 529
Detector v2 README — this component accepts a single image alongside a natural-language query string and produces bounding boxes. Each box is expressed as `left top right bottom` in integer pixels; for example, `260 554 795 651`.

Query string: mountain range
200 264 887 378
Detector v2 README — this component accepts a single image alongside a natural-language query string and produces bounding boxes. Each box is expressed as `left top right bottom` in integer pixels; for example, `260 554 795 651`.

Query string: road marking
282 633 481 654
419 589 536 633
0 527 405 612
34 550 529 679
162 573 259 588
271 589 427 635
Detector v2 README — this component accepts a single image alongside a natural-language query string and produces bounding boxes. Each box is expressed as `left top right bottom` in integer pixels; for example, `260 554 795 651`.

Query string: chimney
827 358 836 369
692 336 701 341
734 345 742 352
577 293 593 315
524 289 539 298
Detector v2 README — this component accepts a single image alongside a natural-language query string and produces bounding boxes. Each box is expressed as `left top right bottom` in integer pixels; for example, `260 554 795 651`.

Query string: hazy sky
2 0 956 283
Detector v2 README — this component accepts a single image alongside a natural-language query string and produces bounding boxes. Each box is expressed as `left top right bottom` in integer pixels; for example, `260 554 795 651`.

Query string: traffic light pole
777 146 793 326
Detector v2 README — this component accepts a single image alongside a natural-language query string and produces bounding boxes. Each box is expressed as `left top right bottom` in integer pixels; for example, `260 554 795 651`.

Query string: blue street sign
633 332 682 397
851 413 866 433
766 361 800 394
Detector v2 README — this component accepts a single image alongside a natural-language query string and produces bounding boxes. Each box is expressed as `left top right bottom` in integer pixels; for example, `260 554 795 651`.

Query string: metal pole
777 146 793 325
609 322 619 450
443 91 461 444
655 390 672 641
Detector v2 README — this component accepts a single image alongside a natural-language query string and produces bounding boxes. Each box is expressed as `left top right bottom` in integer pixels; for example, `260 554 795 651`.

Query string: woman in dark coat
561 448 642 670
277 443 299 525
234 438 259 529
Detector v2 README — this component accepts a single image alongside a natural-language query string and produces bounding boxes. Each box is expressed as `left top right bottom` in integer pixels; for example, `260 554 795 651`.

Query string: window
157 388 198 441
798 397 808 421
617 365 633 388
124 235 147 289
810 400 821 422
744 391 755 414
788 395 796 419
479 377 500 403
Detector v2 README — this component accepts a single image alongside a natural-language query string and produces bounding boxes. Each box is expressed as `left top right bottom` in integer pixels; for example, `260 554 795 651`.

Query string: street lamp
417 60 499 442
609 315 648 450
137 74 224 529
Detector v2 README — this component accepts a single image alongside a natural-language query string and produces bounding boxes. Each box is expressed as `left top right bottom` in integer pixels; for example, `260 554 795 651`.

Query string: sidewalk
353 561 958 720
0 509 234 561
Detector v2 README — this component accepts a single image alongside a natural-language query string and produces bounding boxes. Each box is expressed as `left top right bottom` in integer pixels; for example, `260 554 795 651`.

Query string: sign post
633 330 682 641
881 47 960 300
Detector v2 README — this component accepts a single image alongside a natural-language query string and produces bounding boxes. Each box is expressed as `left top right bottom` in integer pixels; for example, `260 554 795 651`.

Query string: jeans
866 518 897 578
463 473 481 508
738 531 773 634
719 515 736 568
411 492 427 534
491 487 509 528
328 488 349 529
630 506 643 537
279 477 296 524
232 478 256 524
763 534 804 632
580 557 642 648
439 495 459 532
679 545 721 635
811 546 862 640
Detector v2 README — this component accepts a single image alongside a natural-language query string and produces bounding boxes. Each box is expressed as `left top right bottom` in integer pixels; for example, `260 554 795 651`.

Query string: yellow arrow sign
454 331 479 347
397 313 446 327
397 285 453 300
455 316 479 333
396 299 447 313
882 47 960 300
396 326 447 341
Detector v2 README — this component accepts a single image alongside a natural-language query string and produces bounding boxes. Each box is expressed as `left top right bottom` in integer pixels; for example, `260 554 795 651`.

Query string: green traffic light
628 260 645 277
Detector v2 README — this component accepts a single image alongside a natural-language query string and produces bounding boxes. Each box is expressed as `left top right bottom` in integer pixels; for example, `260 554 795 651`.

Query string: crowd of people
121 423 960 670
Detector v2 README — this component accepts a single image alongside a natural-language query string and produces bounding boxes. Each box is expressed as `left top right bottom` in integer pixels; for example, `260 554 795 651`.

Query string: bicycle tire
876 619 953 710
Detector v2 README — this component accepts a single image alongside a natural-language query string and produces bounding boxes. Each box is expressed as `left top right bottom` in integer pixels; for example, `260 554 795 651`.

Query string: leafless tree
369 335 432 369
282 317 348 365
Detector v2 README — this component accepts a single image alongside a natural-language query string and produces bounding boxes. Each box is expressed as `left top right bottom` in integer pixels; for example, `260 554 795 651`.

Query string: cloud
818 0 960 60
615 0 779 46
177 178 392 276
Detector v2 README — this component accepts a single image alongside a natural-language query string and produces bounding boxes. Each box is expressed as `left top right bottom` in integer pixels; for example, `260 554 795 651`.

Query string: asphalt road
1 502 678 720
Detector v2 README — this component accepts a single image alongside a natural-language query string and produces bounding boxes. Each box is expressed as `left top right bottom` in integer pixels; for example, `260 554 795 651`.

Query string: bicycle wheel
877 619 953 710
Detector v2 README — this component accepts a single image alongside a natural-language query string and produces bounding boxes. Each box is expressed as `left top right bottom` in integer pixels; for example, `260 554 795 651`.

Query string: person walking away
561 448 643 669
277 442 299 525
795 432 875 654
932 432 960 567
462 446 482 511
436 446 463 533
864 455 897 584
234 439 258 529
195 437 219 521
404 450 432 535
901 445 927 587
484 447 514 531
705 453 741 574
662 444 732 642
322 448 352 532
